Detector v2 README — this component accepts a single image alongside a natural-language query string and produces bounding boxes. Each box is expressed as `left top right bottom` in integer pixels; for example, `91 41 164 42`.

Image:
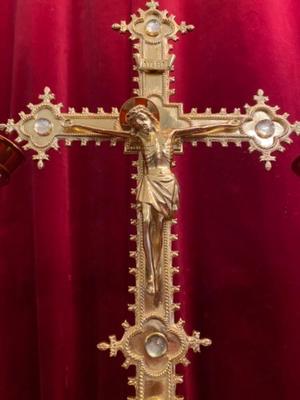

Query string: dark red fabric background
1 1 300 399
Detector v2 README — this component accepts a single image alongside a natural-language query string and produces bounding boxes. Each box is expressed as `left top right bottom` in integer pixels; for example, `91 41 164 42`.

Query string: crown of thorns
119 97 160 130
126 105 158 124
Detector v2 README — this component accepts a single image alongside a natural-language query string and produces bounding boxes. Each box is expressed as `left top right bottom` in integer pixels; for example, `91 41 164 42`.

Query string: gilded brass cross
1 2 299 399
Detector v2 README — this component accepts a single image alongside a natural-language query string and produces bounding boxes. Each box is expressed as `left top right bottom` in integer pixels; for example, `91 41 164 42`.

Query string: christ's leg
141 203 156 294
151 210 164 300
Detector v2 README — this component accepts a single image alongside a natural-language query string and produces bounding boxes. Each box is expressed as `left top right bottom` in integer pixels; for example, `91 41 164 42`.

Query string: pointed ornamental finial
294 121 300 135
38 87 55 103
254 89 269 105
188 331 212 353
146 1 159 9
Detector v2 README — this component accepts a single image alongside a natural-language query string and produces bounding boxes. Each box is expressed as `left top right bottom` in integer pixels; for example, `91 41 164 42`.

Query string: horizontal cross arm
1 87 126 169
180 89 300 170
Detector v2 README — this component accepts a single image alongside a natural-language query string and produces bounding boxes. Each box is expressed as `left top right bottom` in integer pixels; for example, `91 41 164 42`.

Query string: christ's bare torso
139 129 174 170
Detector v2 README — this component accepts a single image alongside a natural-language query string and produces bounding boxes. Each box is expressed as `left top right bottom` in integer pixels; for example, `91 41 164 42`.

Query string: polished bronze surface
63 103 240 302
1 2 300 399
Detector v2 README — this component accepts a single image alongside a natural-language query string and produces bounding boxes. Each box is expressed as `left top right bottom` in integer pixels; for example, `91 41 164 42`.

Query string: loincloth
137 169 179 219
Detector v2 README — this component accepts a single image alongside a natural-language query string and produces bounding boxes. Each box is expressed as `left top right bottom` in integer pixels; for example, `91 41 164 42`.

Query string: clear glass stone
146 19 161 36
255 119 275 139
34 118 52 136
145 333 168 358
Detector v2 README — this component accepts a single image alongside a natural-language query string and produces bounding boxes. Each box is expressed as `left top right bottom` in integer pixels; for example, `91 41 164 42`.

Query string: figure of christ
62 104 240 301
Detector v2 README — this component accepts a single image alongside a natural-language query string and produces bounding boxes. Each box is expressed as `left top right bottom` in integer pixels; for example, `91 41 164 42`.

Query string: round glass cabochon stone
145 333 168 358
146 19 161 36
34 118 52 136
255 119 275 139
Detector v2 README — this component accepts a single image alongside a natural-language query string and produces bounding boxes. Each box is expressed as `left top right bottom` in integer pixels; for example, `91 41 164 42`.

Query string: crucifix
1 1 300 399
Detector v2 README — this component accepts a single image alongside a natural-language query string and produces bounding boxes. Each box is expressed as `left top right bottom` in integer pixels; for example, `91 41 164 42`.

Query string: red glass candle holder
0 135 25 186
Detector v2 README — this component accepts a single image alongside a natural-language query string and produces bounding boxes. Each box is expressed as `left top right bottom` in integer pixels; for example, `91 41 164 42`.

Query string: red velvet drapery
1 1 300 399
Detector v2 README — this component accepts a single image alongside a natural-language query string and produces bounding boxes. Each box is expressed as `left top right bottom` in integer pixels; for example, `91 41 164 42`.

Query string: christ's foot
146 277 155 295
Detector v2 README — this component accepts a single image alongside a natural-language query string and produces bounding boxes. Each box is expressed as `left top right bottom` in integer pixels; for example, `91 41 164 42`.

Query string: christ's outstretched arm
172 120 242 139
62 119 132 140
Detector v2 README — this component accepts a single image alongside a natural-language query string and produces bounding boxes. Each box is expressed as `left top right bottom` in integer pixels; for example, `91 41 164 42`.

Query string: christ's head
126 105 159 135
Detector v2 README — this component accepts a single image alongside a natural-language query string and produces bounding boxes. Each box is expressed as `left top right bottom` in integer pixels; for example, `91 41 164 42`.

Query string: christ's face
130 112 153 134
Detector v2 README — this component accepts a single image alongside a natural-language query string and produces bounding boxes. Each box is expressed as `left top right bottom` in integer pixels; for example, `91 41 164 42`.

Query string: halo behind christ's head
119 97 160 130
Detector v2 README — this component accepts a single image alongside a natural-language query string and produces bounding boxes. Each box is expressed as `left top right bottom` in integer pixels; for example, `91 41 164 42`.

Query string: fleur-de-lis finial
97 335 121 357
189 331 212 353
38 87 55 103
254 89 269 105
146 1 159 9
